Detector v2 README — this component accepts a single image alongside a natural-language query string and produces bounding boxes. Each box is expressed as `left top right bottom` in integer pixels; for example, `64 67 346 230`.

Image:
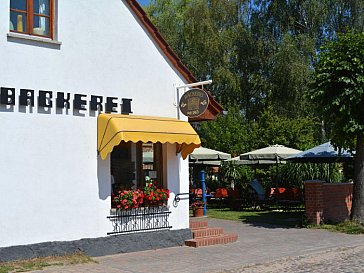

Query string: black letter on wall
105 97 118 113
19 89 35 106
0 87 15 105
56 92 71 109
73 94 87 110
38 91 53 107
90 95 103 111
121 98 133 114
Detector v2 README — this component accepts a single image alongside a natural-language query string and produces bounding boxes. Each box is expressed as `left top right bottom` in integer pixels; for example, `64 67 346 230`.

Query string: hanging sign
179 88 209 118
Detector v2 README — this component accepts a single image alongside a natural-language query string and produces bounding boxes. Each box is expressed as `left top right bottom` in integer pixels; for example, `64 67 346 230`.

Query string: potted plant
191 200 205 217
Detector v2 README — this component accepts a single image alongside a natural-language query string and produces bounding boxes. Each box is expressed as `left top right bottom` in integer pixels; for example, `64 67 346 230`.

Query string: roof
124 0 223 121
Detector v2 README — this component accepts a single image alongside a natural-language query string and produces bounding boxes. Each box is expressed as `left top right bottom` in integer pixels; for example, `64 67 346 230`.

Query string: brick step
185 233 238 248
192 227 224 239
189 221 208 229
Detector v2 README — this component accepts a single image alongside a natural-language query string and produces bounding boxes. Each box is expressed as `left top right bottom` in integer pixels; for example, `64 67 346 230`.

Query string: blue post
199 170 207 216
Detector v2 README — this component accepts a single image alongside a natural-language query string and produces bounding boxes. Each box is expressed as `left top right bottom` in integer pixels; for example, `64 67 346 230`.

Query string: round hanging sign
179 88 209 118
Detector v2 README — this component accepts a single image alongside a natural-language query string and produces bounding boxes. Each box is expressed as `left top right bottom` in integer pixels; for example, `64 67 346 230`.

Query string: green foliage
252 107 318 151
308 31 364 221
147 0 318 120
198 105 318 157
280 163 345 188
219 160 254 187
147 0 362 126
309 32 364 150
146 2 362 193
198 104 251 156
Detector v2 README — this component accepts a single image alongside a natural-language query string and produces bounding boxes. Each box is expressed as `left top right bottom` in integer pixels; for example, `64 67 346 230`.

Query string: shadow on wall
7 34 61 50
97 155 111 200
323 183 353 223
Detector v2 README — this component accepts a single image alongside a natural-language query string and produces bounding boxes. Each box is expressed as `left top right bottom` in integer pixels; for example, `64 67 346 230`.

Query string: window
10 0 53 38
111 142 164 194
137 142 164 188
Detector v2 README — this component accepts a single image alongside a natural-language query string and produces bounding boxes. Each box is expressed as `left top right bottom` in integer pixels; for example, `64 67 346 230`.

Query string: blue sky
137 0 150 6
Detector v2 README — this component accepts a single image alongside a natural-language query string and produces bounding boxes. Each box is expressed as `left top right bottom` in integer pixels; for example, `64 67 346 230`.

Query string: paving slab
28 218 364 273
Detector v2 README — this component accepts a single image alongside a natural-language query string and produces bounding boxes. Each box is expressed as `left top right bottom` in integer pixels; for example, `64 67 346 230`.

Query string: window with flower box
10 0 54 38
111 141 166 209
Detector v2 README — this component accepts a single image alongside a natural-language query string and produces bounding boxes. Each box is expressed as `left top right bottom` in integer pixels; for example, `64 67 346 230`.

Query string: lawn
307 221 364 234
203 205 364 233
205 207 305 228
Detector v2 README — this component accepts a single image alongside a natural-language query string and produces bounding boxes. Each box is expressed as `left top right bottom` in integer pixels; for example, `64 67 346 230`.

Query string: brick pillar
304 181 324 225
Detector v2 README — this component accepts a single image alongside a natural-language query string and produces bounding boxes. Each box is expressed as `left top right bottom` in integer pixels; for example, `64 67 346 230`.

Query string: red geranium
112 181 170 210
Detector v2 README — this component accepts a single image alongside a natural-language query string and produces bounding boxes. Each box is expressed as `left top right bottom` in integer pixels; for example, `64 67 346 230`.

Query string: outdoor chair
213 187 229 207
245 179 272 209
268 187 303 211
189 188 203 202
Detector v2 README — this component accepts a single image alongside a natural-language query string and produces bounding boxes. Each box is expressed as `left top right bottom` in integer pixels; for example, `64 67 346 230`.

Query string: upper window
10 0 53 38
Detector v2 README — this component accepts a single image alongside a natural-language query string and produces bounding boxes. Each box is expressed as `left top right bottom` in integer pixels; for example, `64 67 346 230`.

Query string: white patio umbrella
239 145 302 187
240 144 302 164
189 147 231 162
228 156 278 165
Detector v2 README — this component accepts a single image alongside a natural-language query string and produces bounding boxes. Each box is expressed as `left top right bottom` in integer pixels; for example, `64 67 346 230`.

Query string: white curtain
38 0 47 33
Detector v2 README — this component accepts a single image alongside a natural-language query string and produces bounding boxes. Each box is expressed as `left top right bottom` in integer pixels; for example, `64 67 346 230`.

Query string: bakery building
0 0 222 258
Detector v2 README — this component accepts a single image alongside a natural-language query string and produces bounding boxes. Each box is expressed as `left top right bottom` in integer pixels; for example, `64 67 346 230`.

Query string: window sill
7 32 62 46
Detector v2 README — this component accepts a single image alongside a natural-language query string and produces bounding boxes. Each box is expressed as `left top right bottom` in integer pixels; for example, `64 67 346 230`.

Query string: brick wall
304 181 353 224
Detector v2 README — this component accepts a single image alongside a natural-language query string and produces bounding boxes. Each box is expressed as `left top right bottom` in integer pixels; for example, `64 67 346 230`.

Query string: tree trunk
351 133 364 222
353 0 364 31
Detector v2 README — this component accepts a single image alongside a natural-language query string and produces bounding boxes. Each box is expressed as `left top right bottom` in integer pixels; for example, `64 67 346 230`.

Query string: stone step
189 221 208 229
192 227 224 239
185 233 238 248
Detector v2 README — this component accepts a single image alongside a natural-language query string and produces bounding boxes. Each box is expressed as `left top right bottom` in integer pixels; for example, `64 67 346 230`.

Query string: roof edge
124 0 223 121
125 0 196 83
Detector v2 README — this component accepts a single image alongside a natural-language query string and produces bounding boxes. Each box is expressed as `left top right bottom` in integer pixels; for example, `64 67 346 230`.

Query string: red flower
113 183 170 210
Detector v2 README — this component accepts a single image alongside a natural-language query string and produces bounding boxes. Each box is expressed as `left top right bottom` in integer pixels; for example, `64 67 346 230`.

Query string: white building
0 0 221 253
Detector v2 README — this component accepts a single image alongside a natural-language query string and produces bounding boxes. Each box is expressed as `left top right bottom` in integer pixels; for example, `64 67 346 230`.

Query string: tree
252 107 318 151
198 104 251 156
145 0 360 164
198 105 317 157
309 32 364 222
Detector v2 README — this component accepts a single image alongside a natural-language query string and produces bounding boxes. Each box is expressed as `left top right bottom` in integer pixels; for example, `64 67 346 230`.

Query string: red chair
215 188 229 199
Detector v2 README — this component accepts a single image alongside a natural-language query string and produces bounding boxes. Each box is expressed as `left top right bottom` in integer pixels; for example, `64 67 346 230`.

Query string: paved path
221 245 364 273
29 218 364 273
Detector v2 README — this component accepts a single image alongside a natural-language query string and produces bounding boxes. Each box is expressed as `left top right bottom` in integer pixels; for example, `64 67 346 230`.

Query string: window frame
10 0 54 39
137 142 164 188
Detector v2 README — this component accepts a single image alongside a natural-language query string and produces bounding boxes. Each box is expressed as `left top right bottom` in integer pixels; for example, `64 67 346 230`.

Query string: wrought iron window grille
107 206 172 235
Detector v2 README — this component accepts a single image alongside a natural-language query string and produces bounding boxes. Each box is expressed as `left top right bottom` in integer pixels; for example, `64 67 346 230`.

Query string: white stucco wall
0 0 191 247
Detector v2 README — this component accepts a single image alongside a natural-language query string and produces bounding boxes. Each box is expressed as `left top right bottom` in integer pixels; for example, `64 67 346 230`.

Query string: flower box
112 182 170 211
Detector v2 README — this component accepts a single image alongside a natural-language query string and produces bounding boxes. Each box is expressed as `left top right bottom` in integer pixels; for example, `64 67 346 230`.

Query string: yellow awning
97 114 201 160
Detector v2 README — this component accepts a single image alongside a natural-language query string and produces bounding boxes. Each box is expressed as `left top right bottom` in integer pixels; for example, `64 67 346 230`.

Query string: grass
205 206 304 228
306 220 364 234
204 205 364 234
0 251 96 273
